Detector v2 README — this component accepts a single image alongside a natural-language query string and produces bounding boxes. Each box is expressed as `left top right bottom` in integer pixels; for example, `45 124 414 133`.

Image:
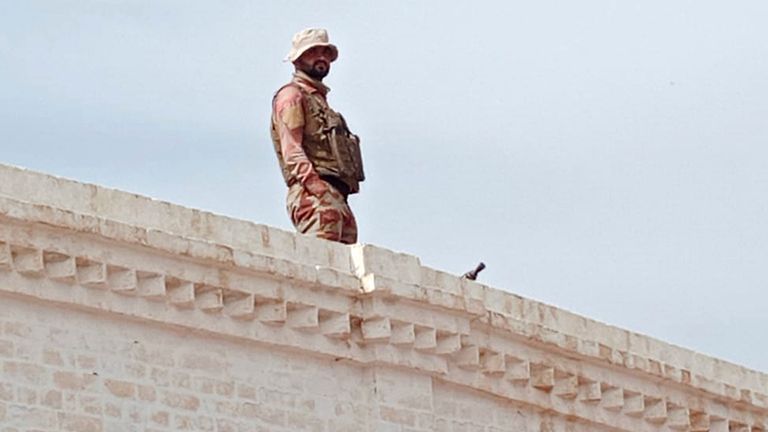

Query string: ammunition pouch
325 114 364 194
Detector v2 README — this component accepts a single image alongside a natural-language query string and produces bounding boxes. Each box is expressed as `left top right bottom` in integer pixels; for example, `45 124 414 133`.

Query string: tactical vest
271 83 365 194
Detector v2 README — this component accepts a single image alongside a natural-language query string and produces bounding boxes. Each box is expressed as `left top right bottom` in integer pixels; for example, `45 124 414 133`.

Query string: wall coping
1 162 766 431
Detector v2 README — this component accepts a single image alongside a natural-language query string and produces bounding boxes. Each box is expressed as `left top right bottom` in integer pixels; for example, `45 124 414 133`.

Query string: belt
320 175 350 197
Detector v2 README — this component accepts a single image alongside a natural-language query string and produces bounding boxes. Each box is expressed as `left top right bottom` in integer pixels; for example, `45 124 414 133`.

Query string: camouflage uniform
270 71 363 244
286 182 357 244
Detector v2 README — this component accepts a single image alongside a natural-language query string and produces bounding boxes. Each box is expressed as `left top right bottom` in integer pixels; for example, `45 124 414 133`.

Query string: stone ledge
1 162 767 431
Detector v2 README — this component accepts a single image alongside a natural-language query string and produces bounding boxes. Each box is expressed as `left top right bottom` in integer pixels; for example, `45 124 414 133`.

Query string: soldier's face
296 46 334 79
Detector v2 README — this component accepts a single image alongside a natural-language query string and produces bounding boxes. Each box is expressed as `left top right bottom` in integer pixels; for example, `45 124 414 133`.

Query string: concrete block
287 305 319 330
224 294 255 319
45 253 76 283
455 346 480 370
12 247 44 276
435 334 461 355
255 301 287 324
76 260 107 288
505 358 530 383
138 273 166 300
600 385 623 411
578 381 601 402
167 280 195 307
530 364 554 391
108 267 137 294
196 289 223 312
390 322 415 346
362 317 391 342
666 405 690 430
708 418 730 432
320 312 351 338
350 244 421 285
623 392 645 417
643 397 667 424
480 352 506 376
689 411 710 432
552 374 578 399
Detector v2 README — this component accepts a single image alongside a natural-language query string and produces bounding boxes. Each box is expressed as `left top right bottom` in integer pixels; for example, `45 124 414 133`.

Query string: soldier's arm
273 87 328 197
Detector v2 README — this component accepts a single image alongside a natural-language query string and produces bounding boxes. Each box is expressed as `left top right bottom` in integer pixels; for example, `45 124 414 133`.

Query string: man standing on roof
270 28 364 245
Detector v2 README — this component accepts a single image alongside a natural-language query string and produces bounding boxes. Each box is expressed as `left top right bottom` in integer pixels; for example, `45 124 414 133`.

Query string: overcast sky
2 1 767 372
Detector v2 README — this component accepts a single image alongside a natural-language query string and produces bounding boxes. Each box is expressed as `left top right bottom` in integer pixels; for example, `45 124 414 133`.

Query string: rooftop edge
0 162 765 414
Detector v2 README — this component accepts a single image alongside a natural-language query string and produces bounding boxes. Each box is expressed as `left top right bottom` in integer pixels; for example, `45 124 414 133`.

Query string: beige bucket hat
284 28 339 63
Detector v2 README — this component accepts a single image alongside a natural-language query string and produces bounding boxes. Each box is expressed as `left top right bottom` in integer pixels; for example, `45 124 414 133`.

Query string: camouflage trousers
286 181 358 244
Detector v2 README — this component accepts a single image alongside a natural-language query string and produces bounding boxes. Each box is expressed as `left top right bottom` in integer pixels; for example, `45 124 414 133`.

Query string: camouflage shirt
271 70 332 189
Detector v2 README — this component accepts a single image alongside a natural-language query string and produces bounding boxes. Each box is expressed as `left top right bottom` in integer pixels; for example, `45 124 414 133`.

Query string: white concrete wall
0 295 371 431
0 301 608 432
0 162 766 431
0 295 602 432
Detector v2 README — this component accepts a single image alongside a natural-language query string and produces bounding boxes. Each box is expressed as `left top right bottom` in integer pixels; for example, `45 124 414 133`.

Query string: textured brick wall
1 163 766 432
0 295 375 432
0 295 589 432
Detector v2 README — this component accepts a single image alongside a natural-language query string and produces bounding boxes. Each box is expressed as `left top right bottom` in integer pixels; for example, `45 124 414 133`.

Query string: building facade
0 163 766 431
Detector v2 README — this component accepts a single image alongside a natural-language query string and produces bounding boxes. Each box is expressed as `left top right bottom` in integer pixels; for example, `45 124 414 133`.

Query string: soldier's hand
305 178 330 197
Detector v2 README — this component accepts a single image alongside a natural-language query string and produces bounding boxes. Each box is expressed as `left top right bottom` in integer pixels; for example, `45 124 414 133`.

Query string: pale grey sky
2 1 767 371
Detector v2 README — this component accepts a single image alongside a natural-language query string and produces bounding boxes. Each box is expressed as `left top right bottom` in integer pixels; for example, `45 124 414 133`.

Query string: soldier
270 28 364 244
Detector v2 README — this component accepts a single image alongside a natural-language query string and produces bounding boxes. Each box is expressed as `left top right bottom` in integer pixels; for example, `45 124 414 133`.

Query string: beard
303 60 330 79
